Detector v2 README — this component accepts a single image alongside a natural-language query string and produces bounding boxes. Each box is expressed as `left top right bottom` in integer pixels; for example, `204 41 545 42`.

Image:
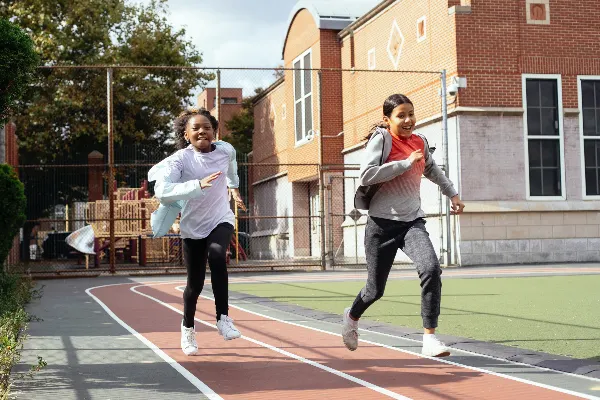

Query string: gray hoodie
354 127 457 221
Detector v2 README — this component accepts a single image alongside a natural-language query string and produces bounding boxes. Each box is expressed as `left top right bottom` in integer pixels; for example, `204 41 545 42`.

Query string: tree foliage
0 18 39 125
223 88 263 155
1 0 213 165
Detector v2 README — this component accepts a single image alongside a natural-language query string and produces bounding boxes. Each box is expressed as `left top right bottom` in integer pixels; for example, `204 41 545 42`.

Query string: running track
87 273 600 400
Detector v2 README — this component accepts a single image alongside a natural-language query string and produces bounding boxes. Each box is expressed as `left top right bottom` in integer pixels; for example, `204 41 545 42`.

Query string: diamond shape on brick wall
387 20 405 70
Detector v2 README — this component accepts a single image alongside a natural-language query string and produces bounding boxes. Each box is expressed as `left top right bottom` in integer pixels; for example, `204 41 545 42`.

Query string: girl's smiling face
384 103 416 139
184 114 215 152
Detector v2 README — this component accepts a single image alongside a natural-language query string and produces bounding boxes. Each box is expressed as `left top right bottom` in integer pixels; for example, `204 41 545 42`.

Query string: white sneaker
422 334 450 357
342 307 359 351
181 321 198 356
216 315 241 340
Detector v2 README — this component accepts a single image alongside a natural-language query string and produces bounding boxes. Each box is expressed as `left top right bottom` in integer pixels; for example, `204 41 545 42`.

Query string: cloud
133 0 295 99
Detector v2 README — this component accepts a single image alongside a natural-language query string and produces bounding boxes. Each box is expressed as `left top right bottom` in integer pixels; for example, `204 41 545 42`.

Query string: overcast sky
135 0 298 97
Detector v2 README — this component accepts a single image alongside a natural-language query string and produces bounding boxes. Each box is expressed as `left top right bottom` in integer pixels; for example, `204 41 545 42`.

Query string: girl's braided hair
174 107 219 149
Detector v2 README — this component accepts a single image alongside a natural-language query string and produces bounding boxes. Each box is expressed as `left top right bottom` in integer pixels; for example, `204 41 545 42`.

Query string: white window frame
293 48 313 146
368 48 376 70
522 74 566 200
577 75 600 200
416 16 427 43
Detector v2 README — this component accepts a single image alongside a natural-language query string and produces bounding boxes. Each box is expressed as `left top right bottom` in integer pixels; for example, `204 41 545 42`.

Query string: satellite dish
65 225 96 255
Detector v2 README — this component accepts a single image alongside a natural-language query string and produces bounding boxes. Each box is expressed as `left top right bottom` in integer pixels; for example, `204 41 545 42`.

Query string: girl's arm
421 140 458 198
222 142 247 210
149 155 205 204
359 132 414 186
225 143 240 189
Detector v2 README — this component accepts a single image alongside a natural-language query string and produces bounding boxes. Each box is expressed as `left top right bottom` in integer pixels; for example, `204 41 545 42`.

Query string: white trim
522 74 566 201
526 0 550 25
577 75 600 200
367 47 376 70
386 19 405 70
133 284 413 400
251 171 288 186
339 0 399 42
457 200 600 212
292 48 313 144
416 16 427 42
85 284 223 399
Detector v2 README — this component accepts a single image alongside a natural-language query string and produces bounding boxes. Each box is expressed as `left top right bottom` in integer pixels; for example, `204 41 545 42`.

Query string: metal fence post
107 68 116 274
317 71 327 270
441 69 452 266
215 69 221 141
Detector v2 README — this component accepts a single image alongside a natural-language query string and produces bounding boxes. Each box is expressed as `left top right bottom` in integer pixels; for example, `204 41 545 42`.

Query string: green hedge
0 165 26 268
0 274 45 397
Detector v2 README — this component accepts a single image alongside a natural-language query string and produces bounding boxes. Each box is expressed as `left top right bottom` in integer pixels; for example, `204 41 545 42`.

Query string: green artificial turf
231 275 600 360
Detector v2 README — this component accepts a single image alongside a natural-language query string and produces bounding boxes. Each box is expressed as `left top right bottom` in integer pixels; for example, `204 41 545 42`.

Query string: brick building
197 88 243 139
253 0 600 266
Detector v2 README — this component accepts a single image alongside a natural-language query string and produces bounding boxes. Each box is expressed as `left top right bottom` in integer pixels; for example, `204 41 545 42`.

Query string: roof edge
281 2 359 59
338 0 395 40
252 77 285 105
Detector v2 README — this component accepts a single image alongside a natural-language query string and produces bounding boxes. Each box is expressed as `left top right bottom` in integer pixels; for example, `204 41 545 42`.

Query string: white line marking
131 284 412 400
168 285 600 400
85 283 223 400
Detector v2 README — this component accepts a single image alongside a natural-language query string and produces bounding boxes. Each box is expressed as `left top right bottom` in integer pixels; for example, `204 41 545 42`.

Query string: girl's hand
230 188 247 211
199 171 222 189
408 150 424 164
450 195 465 214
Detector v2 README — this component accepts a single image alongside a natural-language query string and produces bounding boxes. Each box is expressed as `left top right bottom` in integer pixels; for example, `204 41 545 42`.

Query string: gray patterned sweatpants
349 216 442 329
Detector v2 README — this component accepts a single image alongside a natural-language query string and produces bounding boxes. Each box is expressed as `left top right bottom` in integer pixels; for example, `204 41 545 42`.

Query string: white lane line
169 285 599 400
85 283 223 400
132 284 412 400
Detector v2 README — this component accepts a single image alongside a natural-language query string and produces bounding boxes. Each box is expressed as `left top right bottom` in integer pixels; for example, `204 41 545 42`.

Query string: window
293 50 313 143
523 76 564 198
417 16 427 42
580 78 600 197
368 48 376 70
213 97 237 104
526 0 550 25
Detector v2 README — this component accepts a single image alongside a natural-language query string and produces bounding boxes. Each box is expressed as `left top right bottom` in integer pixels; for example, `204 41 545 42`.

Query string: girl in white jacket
150 107 246 356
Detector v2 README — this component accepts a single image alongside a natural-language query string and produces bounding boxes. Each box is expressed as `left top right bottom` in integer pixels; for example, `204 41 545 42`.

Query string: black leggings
182 223 233 328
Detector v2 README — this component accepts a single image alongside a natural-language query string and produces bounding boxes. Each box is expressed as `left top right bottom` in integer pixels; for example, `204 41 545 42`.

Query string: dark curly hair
364 94 413 143
174 107 219 149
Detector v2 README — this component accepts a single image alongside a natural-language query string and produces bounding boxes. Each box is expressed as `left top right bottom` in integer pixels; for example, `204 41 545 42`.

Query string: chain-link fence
5 66 454 277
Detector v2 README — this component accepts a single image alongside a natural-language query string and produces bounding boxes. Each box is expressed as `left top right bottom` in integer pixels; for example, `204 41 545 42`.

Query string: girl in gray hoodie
343 94 465 357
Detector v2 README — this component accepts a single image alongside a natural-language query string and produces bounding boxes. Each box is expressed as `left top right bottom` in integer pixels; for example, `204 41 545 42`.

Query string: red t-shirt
386 131 425 177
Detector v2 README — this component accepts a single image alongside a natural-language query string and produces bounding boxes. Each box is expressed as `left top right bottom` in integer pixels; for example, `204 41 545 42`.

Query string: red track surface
89 282 591 400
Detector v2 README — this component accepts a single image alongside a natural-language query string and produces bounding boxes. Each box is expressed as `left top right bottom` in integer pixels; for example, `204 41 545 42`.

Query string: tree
0 0 213 219
0 18 39 125
223 88 263 155
1 0 213 164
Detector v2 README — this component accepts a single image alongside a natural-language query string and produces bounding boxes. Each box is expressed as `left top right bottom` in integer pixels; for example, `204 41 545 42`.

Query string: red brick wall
455 0 600 108
252 81 287 181
340 0 458 149
5 122 18 168
319 30 344 166
197 88 243 138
